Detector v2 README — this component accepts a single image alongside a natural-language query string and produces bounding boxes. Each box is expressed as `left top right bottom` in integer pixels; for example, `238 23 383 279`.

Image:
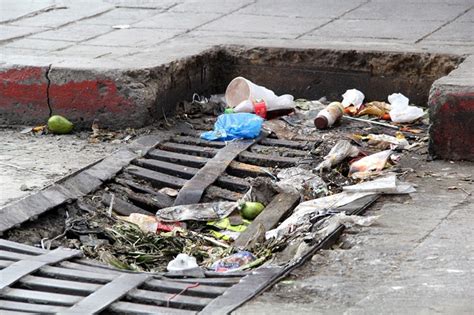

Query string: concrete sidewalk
1 0 473 160
1 1 474 314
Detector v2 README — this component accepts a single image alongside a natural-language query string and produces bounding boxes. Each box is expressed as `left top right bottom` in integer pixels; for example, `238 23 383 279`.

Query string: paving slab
0 0 473 160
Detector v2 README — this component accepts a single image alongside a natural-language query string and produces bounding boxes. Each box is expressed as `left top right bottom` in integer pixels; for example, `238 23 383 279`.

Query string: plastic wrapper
167 254 198 271
277 167 328 198
201 113 263 141
266 192 375 240
342 89 365 109
388 93 424 123
315 140 360 171
156 201 238 222
343 174 416 194
266 174 416 240
211 251 256 272
348 150 393 179
120 213 185 233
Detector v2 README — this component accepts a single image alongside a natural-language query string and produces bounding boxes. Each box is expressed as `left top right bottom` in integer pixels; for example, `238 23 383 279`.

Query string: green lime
241 202 265 220
47 115 74 134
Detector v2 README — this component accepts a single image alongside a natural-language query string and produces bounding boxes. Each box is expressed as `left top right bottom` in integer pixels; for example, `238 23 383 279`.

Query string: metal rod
342 116 400 130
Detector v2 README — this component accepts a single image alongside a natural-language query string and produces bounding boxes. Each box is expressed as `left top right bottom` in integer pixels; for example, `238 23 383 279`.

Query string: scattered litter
266 192 375 240
357 101 391 118
349 150 393 179
263 119 298 140
47 115 73 134
354 132 409 150
388 93 424 123
327 212 380 228
211 251 256 272
225 77 294 118
343 174 416 194
277 167 328 198
167 254 199 271
201 113 263 141
342 89 365 109
120 213 186 234
316 140 360 172
314 102 344 129
156 201 239 222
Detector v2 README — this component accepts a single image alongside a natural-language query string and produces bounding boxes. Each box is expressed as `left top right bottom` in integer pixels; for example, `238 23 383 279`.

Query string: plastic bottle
314 102 344 129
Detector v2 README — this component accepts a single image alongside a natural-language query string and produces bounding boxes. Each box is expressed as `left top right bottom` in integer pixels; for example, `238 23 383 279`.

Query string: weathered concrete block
0 65 50 125
428 57 474 161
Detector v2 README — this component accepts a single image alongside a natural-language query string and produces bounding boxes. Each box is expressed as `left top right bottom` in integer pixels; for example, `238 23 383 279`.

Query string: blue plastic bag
201 113 263 141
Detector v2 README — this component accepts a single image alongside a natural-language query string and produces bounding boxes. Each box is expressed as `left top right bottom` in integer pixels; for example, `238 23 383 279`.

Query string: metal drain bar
0 239 280 314
103 133 314 216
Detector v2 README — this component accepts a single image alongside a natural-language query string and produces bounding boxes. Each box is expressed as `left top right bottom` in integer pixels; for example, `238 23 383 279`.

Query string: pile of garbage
74 77 426 274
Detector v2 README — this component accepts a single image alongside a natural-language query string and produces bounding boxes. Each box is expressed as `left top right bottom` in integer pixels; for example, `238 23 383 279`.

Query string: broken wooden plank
250 144 309 157
160 142 299 168
101 193 152 216
0 248 82 290
172 135 226 148
234 193 300 249
57 273 150 315
126 166 242 201
148 149 209 167
148 149 268 177
260 138 311 149
133 159 250 191
238 151 298 167
115 178 175 207
109 184 173 210
160 142 218 158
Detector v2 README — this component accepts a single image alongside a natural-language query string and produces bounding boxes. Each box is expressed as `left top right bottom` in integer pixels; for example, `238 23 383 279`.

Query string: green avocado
241 202 265 220
47 115 74 134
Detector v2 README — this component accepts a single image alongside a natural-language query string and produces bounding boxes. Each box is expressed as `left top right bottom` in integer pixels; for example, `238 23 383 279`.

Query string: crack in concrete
294 0 371 40
415 5 474 44
45 64 53 117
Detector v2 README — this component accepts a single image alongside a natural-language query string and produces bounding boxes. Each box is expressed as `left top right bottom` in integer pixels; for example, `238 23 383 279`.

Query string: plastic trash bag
201 113 263 141
388 93 424 123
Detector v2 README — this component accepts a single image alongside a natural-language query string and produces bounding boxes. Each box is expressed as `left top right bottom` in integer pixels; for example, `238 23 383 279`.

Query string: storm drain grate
104 131 314 217
0 130 378 314
0 239 283 314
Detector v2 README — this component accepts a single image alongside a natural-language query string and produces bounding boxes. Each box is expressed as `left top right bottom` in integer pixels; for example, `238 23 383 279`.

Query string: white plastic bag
167 254 198 271
342 89 365 109
388 93 424 123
